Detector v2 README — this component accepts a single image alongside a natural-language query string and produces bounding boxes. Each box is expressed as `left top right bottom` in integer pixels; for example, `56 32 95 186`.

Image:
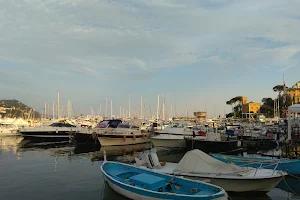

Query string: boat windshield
49 123 76 127
96 121 109 128
118 124 131 129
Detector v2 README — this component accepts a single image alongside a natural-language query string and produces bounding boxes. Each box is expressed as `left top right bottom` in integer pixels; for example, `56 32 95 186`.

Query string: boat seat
130 173 166 189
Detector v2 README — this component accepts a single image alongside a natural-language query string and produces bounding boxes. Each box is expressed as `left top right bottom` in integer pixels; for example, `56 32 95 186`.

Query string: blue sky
1 0 300 118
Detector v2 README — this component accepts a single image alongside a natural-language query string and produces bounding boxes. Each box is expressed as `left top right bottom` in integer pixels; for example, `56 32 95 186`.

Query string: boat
72 119 122 143
0 124 20 136
19 120 77 140
151 123 204 148
184 131 239 153
101 161 228 200
98 119 150 146
211 153 300 175
135 149 287 192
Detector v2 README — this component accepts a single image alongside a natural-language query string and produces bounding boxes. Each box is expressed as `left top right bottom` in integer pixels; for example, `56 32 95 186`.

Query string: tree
226 96 243 118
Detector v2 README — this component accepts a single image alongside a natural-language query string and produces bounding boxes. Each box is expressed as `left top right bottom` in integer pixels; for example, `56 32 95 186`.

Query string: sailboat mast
110 99 113 119
52 101 55 119
57 91 60 119
140 96 143 119
129 94 131 118
105 98 108 119
162 94 165 121
157 94 160 121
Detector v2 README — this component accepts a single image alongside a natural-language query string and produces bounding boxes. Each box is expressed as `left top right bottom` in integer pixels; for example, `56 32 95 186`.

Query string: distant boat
211 153 300 175
101 161 228 200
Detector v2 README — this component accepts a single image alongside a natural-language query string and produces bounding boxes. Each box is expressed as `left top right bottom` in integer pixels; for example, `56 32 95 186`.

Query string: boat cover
175 149 251 175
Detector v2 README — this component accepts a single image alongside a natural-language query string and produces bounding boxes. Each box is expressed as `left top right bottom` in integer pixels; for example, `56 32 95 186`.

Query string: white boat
98 119 150 146
19 120 78 139
151 123 205 148
0 124 19 136
135 149 287 192
101 161 228 200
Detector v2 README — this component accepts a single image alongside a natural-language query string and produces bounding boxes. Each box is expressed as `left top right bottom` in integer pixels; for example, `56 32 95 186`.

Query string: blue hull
211 154 300 175
101 161 227 200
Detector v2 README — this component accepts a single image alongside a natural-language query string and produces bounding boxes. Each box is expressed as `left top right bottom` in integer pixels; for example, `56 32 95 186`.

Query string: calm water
0 136 299 200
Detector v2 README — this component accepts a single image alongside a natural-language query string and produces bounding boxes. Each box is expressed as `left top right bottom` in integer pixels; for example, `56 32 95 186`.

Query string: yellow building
286 88 300 104
241 98 261 114
193 111 207 121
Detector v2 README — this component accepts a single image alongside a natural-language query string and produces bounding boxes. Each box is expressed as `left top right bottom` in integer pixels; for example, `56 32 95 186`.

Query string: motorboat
150 123 204 148
98 119 150 146
101 161 228 200
19 120 77 140
72 119 122 143
135 149 287 192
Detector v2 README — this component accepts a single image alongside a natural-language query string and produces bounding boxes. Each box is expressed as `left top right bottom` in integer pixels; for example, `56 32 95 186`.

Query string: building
241 96 261 114
292 81 300 89
286 88 300 104
242 102 261 113
193 111 207 121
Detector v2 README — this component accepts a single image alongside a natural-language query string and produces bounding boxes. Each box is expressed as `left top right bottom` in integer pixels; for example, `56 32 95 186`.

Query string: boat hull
102 162 227 200
185 138 238 153
105 176 161 200
151 137 186 148
98 135 149 146
181 175 283 192
212 154 300 175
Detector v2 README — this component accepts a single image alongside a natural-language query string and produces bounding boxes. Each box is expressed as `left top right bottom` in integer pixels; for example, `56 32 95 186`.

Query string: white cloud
0 0 300 78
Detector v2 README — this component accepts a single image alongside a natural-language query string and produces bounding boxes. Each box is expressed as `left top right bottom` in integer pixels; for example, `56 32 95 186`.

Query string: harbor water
0 136 299 200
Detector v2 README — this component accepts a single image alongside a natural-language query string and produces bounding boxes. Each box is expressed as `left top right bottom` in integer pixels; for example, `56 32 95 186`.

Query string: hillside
0 99 40 118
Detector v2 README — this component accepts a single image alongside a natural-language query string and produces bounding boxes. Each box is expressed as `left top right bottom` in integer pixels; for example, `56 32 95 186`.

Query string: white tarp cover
288 104 300 113
175 149 244 174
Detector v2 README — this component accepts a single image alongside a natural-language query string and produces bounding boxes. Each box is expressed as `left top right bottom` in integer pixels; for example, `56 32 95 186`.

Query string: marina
2 1 300 199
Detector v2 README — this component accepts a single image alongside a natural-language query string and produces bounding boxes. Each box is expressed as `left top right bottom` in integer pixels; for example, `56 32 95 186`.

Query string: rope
282 176 299 196
288 174 300 179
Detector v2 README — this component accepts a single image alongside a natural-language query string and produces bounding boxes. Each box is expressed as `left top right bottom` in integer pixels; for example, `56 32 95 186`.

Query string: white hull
181 175 283 192
151 137 185 148
0 129 19 136
105 177 161 200
98 136 149 147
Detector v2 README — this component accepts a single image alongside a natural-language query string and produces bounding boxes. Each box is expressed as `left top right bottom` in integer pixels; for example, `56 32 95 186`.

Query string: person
193 130 196 138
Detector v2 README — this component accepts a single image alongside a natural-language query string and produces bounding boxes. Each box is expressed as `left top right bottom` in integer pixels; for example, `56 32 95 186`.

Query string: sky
1 0 300 118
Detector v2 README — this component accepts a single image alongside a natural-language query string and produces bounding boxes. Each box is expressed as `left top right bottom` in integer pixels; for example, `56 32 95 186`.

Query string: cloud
1 0 300 79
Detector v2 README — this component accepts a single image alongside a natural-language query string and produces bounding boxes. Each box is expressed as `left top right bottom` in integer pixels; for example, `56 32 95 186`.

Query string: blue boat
101 161 227 200
211 154 300 175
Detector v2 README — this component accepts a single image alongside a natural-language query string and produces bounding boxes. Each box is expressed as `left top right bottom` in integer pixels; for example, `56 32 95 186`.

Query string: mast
162 94 165 121
100 104 102 117
57 91 60 119
110 99 113 119
52 101 55 119
156 94 160 121
105 98 108 119
170 103 173 120
129 94 131 118
120 106 122 119
140 96 143 119
44 102 47 119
